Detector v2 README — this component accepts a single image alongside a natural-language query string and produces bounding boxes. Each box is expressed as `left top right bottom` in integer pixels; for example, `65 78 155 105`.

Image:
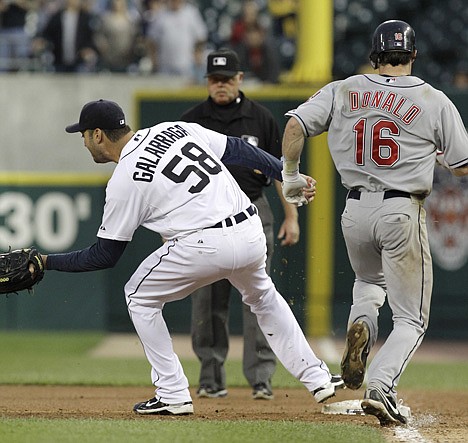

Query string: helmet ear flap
369 52 379 69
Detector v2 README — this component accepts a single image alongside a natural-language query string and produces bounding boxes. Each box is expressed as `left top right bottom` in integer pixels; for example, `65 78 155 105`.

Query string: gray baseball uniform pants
191 194 276 391
341 192 433 397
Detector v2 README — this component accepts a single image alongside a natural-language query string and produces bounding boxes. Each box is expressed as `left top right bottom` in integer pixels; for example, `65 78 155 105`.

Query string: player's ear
238 72 244 83
93 128 104 143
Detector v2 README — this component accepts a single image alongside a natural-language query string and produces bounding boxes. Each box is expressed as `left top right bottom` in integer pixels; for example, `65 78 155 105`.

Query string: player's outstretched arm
281 118 314 207
221 136 283 180
282 117 306 174
44 238 128 272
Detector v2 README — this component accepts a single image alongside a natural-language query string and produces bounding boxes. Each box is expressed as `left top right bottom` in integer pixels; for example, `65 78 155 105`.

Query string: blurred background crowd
0 0 467 88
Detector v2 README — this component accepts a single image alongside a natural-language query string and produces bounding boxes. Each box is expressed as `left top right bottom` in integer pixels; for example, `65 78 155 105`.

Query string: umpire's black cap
65 99 126 133
205 48 241 77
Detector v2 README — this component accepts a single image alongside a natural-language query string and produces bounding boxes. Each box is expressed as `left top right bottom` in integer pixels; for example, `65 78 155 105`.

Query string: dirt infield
1 385 467 443
2 336 467 442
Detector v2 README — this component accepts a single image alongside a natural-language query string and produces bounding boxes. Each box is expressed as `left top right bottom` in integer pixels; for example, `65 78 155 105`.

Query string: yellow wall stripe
286 0 333 84
0 173 110 186
134 86 316 101
306 134 335 337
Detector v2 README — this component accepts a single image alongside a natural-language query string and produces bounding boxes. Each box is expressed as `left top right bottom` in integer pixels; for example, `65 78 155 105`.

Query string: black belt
208 205 257 229
347 190 411 200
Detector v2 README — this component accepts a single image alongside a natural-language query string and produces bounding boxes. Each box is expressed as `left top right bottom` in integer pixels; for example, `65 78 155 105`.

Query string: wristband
281 169 301 182
281 157 300 175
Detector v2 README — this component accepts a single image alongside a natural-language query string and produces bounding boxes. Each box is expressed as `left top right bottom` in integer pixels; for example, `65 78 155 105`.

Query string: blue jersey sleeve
46 237 128 272
221 136 283 181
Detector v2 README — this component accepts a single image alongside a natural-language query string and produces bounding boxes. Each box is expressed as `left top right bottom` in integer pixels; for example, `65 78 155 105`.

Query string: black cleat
133 397 193 415
361 386 409 426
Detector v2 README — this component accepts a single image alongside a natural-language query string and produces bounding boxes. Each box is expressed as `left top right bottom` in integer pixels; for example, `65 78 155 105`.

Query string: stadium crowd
0 0 282 84
0 0 466 88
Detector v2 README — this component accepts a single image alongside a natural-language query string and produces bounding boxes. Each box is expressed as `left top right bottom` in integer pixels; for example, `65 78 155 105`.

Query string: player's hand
282 171 316 207
302 175 317 203
277 217 300 246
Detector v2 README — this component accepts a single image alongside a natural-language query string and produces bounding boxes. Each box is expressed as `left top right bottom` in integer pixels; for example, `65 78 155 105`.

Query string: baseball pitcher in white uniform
38 99 344 416
281 20 468 426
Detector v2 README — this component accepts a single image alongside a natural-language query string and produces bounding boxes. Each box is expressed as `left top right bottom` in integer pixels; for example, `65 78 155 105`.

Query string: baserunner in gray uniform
280 20 468 426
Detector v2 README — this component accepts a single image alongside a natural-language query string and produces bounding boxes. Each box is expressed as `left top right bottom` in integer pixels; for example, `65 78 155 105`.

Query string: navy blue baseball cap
65 99 126 133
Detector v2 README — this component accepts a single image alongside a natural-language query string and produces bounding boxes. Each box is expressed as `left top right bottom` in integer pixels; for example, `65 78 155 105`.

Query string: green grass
399 361 468 390
0 331 466 443
0 418 384 443
0 331 305 387
0 331 148 385
0 331 466 389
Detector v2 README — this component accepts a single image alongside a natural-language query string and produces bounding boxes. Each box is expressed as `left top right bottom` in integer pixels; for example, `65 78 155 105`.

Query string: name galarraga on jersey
133 125 190 182
348 90 421 125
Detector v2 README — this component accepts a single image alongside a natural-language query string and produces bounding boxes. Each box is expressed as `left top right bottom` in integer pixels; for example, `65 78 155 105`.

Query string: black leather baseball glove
0 248 45 294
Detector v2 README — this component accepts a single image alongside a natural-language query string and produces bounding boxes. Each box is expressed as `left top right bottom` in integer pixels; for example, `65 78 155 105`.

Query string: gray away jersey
286 74 468 196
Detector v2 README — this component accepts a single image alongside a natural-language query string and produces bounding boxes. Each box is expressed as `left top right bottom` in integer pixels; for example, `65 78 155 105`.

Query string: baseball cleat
133 397 193 415
252 383 274 400
341 320 370 390
312 374 345 403
196 385 228 398
331 374 345 390
361 386 409 426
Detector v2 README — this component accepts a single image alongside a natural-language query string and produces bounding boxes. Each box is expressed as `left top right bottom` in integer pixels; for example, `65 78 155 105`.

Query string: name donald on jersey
349 90 421 125
133 125 189 182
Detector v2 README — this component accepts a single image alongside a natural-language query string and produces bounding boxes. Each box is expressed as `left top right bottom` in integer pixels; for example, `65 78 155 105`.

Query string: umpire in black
181 48 300 400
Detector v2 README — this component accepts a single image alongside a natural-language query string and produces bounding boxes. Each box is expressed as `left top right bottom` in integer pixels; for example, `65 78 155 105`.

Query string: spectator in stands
234 20 280 84
33 0 99 72
141 0 164 35
230 0 260 47
145 0 207 79
34 0 61 31
191 40 208 84
0 0 38 71
94 0 143 72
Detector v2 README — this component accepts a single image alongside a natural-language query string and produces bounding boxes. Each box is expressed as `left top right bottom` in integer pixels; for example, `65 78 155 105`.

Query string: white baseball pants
125 213 332 404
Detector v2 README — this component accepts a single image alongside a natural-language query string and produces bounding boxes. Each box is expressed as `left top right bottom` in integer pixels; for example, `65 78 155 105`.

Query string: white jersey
97 121 251 241
287 74 468 196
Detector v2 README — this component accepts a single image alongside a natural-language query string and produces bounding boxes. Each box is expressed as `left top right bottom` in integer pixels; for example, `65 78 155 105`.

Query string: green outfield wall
0 175 109 330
